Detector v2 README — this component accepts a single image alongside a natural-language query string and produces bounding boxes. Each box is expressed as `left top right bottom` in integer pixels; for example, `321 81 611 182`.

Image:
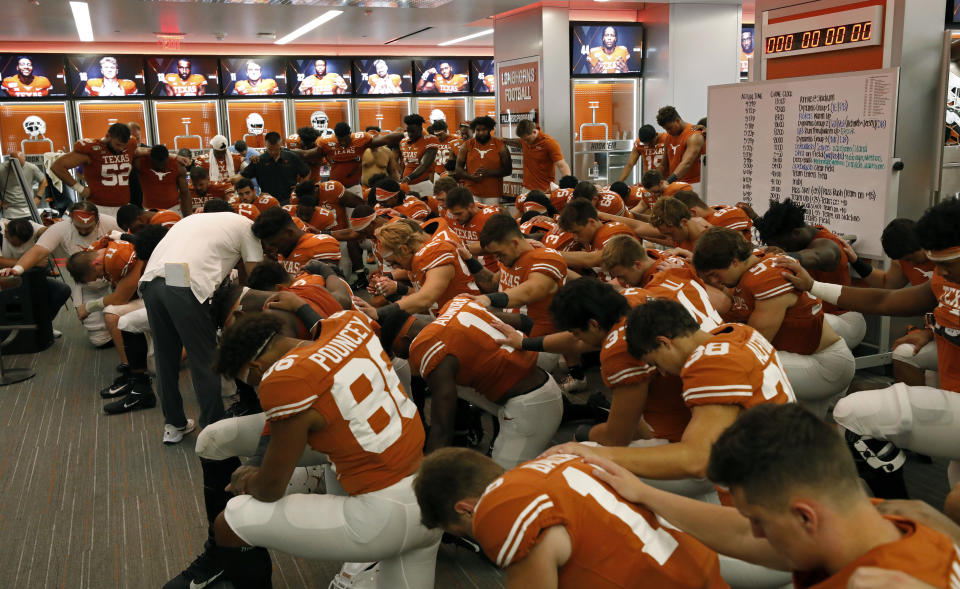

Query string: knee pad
891 343 922 367
196 419 243 460
833 384 913 438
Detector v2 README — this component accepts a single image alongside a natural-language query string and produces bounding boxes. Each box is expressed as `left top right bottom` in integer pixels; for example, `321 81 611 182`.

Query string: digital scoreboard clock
762 4 883 60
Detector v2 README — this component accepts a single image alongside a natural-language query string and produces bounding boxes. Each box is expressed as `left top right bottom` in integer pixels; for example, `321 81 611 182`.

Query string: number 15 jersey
258 311 424 495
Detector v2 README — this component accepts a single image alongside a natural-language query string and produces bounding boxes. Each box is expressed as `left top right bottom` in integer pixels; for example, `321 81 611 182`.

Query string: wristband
787 252 803 265
666 174 678 184
464 257 484 274
810 281 842 306
521 336 545 352
294 303 323 333
850 257 873 278
487 292 509 308
517 314 534 335
71 182 84 194
85 298 105 313
11 264 23 275
395 282 409 296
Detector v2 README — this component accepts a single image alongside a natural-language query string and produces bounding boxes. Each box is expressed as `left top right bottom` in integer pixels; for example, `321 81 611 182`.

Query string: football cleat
100 363 132 398
163 541 223 589
328 562 379 589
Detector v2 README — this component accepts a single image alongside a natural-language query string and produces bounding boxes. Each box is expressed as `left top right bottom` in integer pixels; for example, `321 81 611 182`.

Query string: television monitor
353 59 412 95
289 58 352 96
67 55 146 97
414 58 470 94
740 25 755 79
146 57 220 97
0 55 68 98
220 57 287 96
570 23 644 76
948 0 960 27
471 59 495 94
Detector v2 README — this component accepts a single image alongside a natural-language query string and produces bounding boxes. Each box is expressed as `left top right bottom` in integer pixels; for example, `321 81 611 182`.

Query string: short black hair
479 214 524 248
571 181 599 202
916 197 960 252
297 126 320 145
692 226 752 273
558 175 579 189
376 178 403 195
470 116 495 131
558 198 598 231
696 117 707 128
655 106 681 127
116 203 144 231
189 166 209 184
251 206 295 240
624 298 699 358
756 199 806 245
637 124 658 144
403 114 425 126
672 190 708 209
107 122 131 143
432 119 447 131
150 144 168 165
549 278 629 332
378 303 413 353
641 169 663 189
132 224 169 262
364 125 380 133
521 191 556 217
264 131 282 145
235 178 255 193
880 218 922 260
445 187 475 210
233 140 247 153
247 260 289 291
334 122 351 137
294 180 318 203
444 158 456 172
214 313 283 378
707 404 862 509
5 218 34 243
203 199 233 213
516 119 536 136
608 182 629 200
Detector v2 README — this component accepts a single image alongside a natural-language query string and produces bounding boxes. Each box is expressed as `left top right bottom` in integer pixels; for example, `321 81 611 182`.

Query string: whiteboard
706 68 899 257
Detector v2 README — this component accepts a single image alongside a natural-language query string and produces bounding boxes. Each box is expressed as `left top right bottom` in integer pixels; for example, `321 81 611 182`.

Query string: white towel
43 152 64 192
207 150 234 182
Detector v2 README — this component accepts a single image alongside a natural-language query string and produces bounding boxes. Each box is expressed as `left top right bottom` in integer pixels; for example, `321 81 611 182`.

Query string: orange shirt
164 73 206 96
625 185 647 209
462 136 506 199
234 202 260 221
281 204 336 232
446 206 500 271
641 183 690 209
136 157 181 210
681 323 797 408
473 455 726 588
520 132 564 191
391 196 431 221
409 239 481 313
190 181 234 212
285 272 343 319
432 73 468 93
663 124 703 184
314 180 348 230
149 209 181 228
74 137 140 207
317 133 374 188
724 253 825 355
300 73 348 95
931 272 960 392
367 73 403 93
400 134 440 184
409 296 537 402
808 226 851 315
234 79 278 95
253 194 280 212
84 78 137 96
899 259 935 286
520 216 558 237
196 152 244 181
101 240 139 284
434 136 462 175
258 311 423 495
704 205 752 239
550 188 574 212
2 75 52 97
587 46 632 73
498 247 567 337
543 226 580 253
279 233 340 276
632 133 666 173
594 190 628 217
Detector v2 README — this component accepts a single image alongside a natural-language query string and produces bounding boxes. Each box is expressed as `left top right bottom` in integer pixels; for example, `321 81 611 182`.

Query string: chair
0 276 36 385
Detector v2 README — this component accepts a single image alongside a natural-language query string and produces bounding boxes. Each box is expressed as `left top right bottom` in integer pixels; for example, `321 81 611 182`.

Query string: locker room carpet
0 303 949 588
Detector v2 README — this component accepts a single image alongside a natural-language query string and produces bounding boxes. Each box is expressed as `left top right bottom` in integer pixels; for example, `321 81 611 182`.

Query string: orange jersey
136 157 182 210
520 216 558 237
899 259 935 286
808 226 851 315
190 181 234 211
252 194 280 212
101 240 139 284
400 135 440 184
434 136 462 175
316 180 348 230
258 311 423 495
725 253 825 355
515 192 549 215
792 515 960 588
367 73 403 94
588 222 633 261
931 273 960 392
483 75 496 92
282 204 336 232
409 296 537 402
473 455 726 588
234 202 260 221
318 133 374 188
234 79 278 95
149 209 181 228
74 137 140 207
409 239 481 313
446 206 500 271
196 152 244 180
704 205 752 239
663 124 703 184
682 323 796 408
431 73 468 93
420 216 462 246
632 133 666 173
625 185 647 209
391 196 431 221
462 137 506 199
285 273 344 320
84 78 137 96
163 73 206 96
594 190 628 216
279 232 340 276
520 132 564 192
498 247 567 337
543 226 580 253
2 75 52 97
299 73 347 95
550 188 574 212
587 46 631 73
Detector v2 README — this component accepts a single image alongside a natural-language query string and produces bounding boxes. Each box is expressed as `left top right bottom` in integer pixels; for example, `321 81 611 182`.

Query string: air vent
257 31 277 40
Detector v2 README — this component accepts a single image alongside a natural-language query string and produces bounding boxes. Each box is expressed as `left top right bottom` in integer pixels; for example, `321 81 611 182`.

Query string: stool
0 324 36 385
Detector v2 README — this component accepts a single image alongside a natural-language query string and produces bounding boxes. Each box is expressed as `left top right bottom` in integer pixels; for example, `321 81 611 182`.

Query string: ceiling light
438 28 493 46
70 1 94 42
275 9 343 45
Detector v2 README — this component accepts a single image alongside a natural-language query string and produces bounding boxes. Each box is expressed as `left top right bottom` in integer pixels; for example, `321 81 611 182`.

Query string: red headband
375 187 399 203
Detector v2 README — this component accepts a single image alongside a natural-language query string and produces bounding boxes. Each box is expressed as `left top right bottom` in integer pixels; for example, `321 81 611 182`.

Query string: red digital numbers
766 20 871 55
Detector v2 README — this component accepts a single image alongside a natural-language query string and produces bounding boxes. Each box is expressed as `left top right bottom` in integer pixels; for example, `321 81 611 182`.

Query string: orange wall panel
0 103 71 154
292 101 348 132
356 100 407 132
417 98 467 130
225 100 285 145
76 102 146 140
573 82 633 141
154 101 219 152
475 98 496 118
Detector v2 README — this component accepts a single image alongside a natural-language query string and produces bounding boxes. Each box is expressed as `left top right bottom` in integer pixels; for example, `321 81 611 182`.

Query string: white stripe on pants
224 475 441 589
780 338 855 419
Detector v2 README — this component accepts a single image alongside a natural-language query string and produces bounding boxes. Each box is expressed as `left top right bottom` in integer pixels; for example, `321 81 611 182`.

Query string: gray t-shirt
0 160 45 219
0 218 44 259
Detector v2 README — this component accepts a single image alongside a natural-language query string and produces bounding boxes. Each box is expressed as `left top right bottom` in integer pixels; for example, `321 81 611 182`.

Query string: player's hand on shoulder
662 247 692 261
351 296 379 320
488 318 523 349
772 256 814 291
468 294 492 308
846 567 938 589
539 441 598 460
263 290 308 312
583 455 653 504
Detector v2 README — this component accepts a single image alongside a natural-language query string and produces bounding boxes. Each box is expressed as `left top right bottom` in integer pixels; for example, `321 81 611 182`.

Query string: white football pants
824 311 867 349
780 338 856 419
80 282 112 346
892 339 939 371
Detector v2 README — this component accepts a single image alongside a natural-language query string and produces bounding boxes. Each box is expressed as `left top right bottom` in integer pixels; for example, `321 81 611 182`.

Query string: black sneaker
163 542 224 589
99 364 132 398
104 375 157 414
223 398 258 419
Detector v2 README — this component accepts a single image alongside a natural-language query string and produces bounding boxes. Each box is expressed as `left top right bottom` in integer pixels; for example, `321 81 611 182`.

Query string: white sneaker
328 562 379 589
162 419 196 445
559 375 590 401
52 329 63 339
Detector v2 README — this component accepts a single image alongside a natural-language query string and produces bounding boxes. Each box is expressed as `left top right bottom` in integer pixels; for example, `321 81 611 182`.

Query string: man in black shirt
235 132 308 205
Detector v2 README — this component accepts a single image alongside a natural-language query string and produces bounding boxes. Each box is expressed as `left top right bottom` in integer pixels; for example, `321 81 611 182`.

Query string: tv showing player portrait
353 59 412 95
67 55 146 97
0 55 68 98
289 58 351 96
220 57 287 96
471 59 495 94
146 57 220 97
740 25 755 80
570 23 644 76
414 59 470 94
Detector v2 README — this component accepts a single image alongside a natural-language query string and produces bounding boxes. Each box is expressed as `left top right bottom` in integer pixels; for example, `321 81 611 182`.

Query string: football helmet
22 115 46 138
246 113 265 135
310 110 329 132
429 109 446 124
